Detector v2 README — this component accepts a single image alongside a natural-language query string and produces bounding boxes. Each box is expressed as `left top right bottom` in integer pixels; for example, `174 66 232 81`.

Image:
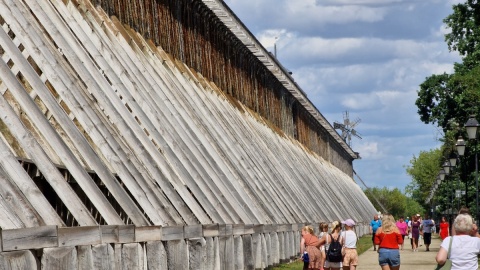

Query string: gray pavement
356 235 442 270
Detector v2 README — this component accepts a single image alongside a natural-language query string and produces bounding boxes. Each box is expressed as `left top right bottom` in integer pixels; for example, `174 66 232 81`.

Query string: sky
223 0 463 191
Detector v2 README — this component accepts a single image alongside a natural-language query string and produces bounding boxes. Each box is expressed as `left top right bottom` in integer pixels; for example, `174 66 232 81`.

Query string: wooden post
166 240 188 269
205 237 220 270
122 243 144 270
77 246 94 270
0 250 38 270
146 241 167 270
92 244 115 270
233 236 244 270
188 238 206 270
271 232 279 266
241 234 254 270
41 247 77 270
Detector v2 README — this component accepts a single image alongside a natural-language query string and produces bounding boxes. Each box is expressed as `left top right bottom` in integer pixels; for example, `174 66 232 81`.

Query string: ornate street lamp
456 136 466 157
457 136 467 206
439 169 446 181
443 160 451 175
449 152 458 168
465 115 479 225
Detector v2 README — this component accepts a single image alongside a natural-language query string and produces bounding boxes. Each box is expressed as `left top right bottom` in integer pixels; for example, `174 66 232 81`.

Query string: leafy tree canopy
405 149 443 203
413 0 480 216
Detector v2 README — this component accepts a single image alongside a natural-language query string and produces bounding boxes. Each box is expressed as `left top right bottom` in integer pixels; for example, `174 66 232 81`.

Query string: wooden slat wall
0 0 377 255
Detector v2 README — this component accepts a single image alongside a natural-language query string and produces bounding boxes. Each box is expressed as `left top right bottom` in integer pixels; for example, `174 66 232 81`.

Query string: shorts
324 260 342 268
423 233 432 245
378 248 400 267
343 248 358 266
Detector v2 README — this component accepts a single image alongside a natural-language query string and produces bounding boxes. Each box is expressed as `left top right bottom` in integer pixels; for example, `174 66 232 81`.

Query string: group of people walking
366 209 480 269
299 209 480 270
300 219 358 270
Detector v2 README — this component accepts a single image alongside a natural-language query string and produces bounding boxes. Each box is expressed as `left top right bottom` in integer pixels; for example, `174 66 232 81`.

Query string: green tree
364 187 407 218
414 0 480 216
416 1 480 131
405 197 425 218
405 149 443 204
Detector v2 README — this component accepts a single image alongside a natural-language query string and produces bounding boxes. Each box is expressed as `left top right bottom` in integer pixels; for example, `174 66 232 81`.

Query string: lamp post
465 116 479 226
457 136 467 207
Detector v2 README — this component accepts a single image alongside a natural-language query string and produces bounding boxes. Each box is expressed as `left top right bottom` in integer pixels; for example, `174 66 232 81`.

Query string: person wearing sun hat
341 219 358 270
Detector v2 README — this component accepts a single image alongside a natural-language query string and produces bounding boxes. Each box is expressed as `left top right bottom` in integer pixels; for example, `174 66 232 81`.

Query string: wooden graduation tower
0 0 376 268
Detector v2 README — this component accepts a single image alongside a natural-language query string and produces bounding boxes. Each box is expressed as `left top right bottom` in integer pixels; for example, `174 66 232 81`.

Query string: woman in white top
318 222 329 270
341 219 358 270
436 214 480 270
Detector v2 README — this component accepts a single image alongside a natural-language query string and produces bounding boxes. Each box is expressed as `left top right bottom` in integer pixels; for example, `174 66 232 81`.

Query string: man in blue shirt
421 214 435 251
370 214 382 251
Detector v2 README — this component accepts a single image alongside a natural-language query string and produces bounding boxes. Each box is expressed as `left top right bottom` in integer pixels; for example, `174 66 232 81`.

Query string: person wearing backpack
324 221 343 270
340 219 358 270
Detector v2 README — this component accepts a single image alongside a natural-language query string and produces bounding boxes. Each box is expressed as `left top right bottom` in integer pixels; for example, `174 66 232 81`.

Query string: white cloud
224 0 460 191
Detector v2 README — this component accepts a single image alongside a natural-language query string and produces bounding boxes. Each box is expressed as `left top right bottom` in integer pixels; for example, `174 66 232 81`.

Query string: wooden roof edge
201 0 358 159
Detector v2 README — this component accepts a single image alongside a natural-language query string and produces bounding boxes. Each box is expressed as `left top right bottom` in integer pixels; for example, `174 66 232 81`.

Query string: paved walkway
356 236 442 270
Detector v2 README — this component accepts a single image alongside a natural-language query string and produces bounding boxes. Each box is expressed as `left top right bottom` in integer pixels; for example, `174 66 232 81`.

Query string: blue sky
223 0 463 191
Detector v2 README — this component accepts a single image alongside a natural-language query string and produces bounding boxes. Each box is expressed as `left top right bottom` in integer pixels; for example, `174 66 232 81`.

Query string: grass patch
271 235 372 270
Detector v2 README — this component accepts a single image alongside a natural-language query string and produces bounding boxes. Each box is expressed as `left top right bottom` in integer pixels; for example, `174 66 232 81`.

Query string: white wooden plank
118 225 135 243
0 131 64 226
184 225 203 240
0 194 23 229
135 226 162 242
6 0 175 226
34 0 203 225
2 226 57 251
58 226 101 247
90 13 260 226
203 224 219 238
69 2 229 225
0 59 95 226
101 225 118 243
20 0 153 227
0 165 42 228
162 226 184 241
0 24 124 226
102 15 260 225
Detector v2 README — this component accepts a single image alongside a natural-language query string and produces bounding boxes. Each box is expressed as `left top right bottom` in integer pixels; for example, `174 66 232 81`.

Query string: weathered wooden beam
2 226 57 251
135 226 162 242
58 226 101 247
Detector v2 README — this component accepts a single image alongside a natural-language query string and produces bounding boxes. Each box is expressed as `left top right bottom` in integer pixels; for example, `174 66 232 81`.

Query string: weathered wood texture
2 224 369 269
0 0 376 229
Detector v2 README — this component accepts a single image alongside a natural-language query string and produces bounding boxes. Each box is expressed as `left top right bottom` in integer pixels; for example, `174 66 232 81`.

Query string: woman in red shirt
438 216 449 240
374 214 404 270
